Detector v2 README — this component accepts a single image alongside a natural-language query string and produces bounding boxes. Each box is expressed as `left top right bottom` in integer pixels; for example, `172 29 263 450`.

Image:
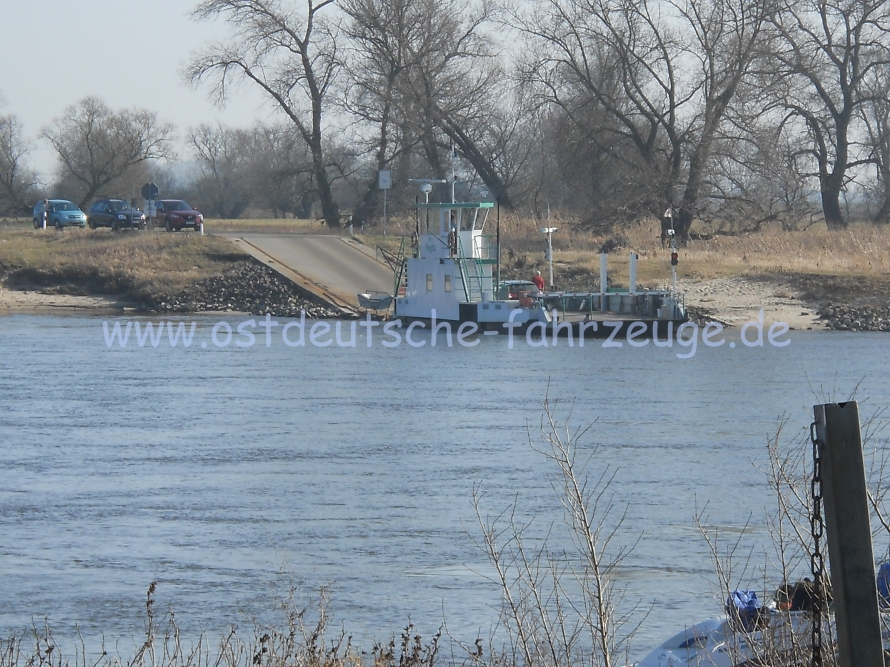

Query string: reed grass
0 584 445 667
362 213 890 298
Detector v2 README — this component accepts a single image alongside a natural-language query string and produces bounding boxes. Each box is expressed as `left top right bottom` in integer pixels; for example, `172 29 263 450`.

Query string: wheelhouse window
426 274 433 292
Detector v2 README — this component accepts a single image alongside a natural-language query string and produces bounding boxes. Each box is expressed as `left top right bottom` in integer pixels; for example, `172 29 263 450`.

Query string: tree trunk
675 87 738 243
78 179 105 210
315 165 340 227
353 84 394 225
820 149 847 229
442 121 513 208
874 175 890 224
821 187 846 229
676 138 710 243
353 179 380 226
295 193 315 219
821 118 849 229
309 136 340 227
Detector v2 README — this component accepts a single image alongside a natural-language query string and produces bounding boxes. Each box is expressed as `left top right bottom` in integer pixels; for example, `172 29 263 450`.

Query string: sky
0 0 273 178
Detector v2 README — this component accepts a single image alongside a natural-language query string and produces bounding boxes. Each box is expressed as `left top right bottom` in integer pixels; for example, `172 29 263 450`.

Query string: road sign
141 182 159 200
378 170 391 190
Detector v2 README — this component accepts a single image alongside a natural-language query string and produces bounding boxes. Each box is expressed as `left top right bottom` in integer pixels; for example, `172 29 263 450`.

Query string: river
1 313 888 661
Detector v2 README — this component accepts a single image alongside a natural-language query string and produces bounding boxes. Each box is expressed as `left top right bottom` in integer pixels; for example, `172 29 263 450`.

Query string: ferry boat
385 200 687 336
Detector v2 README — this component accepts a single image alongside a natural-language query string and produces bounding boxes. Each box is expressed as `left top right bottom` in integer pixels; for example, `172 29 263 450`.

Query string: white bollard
599 253 608 310
198 222 204 235
600 253 608 294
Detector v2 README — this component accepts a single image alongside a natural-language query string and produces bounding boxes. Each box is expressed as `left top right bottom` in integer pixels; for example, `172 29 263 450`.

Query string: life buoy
518 290 533 308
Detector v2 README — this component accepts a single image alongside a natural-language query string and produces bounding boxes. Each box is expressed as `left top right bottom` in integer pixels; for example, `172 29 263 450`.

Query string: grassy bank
365 214 890 304
0 226 250 303
204 217 327 233
4 215 890 308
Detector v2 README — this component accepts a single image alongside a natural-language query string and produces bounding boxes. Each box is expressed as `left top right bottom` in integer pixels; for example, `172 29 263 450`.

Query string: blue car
32 200 87 230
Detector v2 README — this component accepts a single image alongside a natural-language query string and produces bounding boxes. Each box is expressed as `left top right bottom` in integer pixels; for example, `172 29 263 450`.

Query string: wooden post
813 401 883 667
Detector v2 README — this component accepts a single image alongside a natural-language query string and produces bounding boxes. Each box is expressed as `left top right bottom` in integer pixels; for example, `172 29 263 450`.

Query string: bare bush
471 395 642 667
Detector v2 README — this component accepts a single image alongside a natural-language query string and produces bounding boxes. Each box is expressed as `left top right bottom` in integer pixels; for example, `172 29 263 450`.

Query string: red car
155 200 204 232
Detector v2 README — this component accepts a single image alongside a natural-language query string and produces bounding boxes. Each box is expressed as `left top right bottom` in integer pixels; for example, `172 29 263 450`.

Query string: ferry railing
377 237 408 297
393 237 407 297
457 237 485 302
543 290 684 318
473 235 498 261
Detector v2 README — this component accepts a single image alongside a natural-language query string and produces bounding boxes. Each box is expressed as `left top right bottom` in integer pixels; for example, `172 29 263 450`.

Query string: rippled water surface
1 314 888 659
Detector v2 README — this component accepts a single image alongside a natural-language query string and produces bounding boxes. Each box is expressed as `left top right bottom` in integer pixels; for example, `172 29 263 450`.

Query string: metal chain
810 422 825 667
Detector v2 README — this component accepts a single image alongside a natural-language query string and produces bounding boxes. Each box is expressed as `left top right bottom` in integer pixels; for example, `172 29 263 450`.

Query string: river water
1 314 888 661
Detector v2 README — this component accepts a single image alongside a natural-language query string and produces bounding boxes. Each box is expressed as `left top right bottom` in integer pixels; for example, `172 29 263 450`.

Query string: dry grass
492 215 890 299
205 218 329 234
0 228 249 301
4 212 890 304
0 583 445 667
359 212 890 295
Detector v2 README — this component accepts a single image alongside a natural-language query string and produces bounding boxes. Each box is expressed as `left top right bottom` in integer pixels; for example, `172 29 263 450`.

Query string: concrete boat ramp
227 233 394 316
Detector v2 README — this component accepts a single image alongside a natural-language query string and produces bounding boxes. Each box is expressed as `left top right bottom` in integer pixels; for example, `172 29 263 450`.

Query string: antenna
451 143 456 204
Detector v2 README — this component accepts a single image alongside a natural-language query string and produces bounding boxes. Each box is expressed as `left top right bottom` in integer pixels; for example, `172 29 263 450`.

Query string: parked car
155 199 204 232
496 280 542 299
31 200 87 230
87 199 147 231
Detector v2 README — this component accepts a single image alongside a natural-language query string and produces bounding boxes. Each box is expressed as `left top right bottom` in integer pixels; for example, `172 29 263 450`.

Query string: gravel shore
2 264 888 333
0 261 342 318
145 262 342 319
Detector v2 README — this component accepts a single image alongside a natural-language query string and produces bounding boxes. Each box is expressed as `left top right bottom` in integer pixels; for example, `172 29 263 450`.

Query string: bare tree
341 0 420 224
708 119 820 232
770 0 890 229
188 123 255 219
248 123 316 218
398 0 516 207
188 0 342 227
511 0 771 239
859 66 890 223
0 113 38 216
472 397 641 667
671 0 773 239
41 97 173 209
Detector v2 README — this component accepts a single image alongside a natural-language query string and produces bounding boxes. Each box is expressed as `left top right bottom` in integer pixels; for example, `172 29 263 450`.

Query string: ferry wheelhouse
394 202 550 327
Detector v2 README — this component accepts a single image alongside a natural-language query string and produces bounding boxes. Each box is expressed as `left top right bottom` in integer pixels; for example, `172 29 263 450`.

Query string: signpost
141 182 159 200
540 222 557 291
378 170 391 237
141 182 159 228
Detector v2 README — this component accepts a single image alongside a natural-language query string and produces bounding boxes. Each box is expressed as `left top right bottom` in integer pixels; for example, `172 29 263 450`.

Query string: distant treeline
3 0 890 235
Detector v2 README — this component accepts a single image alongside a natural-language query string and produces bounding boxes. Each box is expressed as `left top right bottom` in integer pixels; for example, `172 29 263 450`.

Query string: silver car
32 200 87 230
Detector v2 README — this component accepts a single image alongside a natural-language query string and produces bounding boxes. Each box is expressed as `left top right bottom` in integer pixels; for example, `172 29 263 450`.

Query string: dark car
87 199 147 231
156 199 204 232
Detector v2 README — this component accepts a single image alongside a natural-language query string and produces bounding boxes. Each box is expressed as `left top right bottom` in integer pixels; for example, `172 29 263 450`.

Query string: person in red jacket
532 270 545 293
